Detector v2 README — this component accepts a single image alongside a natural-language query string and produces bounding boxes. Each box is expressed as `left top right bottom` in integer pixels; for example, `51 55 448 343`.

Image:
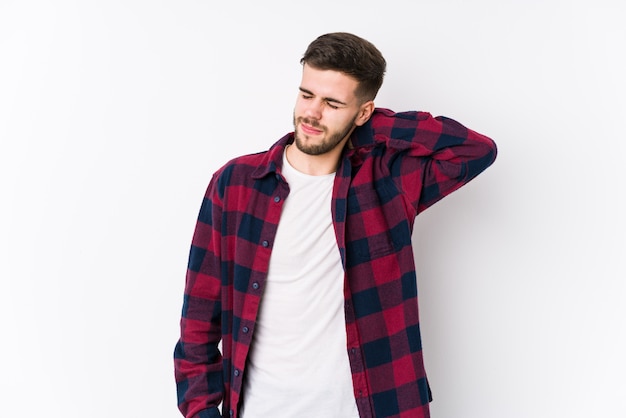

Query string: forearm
174 318 223 416
174 265 225 416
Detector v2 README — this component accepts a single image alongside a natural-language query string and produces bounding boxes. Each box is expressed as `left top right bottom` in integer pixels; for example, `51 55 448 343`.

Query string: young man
174 32 497 418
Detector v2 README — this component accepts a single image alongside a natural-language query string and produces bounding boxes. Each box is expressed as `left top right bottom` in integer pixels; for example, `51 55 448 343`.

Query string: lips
300 122 323 135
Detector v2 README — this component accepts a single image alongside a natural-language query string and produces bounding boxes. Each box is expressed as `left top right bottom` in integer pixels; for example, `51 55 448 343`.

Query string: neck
285 143 342 176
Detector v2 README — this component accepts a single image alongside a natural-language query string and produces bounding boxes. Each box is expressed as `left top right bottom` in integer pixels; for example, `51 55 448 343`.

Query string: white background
1 1 624 417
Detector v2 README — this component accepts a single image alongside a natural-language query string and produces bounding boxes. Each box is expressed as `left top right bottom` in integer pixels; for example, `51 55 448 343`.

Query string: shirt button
242 326 249 333
252 282 259 290
229 409 234 416
351 348 356 354
274 196 280 203
262 240 269 247
234 369 240 377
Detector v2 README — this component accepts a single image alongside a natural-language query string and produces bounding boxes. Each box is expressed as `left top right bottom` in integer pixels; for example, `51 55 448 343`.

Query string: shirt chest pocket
345 183 410 262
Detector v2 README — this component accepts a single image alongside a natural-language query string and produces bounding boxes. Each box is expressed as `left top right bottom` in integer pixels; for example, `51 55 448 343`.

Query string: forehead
300 64 359 103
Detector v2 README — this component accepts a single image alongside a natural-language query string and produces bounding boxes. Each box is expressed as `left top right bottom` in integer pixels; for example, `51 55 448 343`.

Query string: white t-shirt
240 149 359 418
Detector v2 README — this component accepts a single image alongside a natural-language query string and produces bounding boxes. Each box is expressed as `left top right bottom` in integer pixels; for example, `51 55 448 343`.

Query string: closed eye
299 87 346 109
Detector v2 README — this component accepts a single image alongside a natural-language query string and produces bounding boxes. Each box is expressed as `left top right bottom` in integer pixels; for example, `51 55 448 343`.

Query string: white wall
1 1 624 417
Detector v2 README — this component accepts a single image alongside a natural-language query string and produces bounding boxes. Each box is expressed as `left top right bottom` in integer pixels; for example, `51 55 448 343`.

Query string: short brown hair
300 32 386 101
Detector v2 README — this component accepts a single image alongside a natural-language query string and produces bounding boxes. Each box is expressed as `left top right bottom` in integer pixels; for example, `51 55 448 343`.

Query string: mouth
299 121 324 136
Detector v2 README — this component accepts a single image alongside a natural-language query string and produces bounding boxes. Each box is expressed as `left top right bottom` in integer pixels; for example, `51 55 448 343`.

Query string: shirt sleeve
174 173 225 418
368 107 498 213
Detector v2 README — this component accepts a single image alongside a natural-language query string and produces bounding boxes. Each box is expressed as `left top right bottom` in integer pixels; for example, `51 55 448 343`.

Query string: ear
355 100 375 126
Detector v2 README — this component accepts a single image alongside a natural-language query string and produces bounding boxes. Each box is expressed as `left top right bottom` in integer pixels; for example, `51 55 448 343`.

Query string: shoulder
210 133 291 196
211 150 268 190
217 150 269 176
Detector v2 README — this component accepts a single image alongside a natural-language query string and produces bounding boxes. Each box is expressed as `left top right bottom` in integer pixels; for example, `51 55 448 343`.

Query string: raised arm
363 108 497 213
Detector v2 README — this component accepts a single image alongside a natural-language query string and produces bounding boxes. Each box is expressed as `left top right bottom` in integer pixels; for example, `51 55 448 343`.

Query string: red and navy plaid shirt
174 108 497 418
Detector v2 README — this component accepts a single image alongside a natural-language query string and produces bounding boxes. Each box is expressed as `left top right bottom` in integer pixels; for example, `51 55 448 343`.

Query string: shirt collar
251 133 293 179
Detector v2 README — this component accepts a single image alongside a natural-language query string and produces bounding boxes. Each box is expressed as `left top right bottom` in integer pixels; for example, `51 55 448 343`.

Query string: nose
304 98 323 120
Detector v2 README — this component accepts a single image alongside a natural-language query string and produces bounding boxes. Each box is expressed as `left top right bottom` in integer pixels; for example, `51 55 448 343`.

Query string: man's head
291 33 386 165
300 32 386 102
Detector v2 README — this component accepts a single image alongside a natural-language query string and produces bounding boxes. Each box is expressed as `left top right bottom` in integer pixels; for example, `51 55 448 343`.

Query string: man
174 32 497 418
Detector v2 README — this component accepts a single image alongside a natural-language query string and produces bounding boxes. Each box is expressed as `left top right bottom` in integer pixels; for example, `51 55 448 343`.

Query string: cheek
330 114 353 131
293 100 305 118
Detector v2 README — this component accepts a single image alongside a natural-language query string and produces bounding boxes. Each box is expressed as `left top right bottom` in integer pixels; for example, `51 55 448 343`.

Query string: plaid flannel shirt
174 107 497 418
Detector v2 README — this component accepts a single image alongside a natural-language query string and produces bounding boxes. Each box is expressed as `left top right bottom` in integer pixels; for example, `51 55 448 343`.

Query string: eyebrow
299 87 348 106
